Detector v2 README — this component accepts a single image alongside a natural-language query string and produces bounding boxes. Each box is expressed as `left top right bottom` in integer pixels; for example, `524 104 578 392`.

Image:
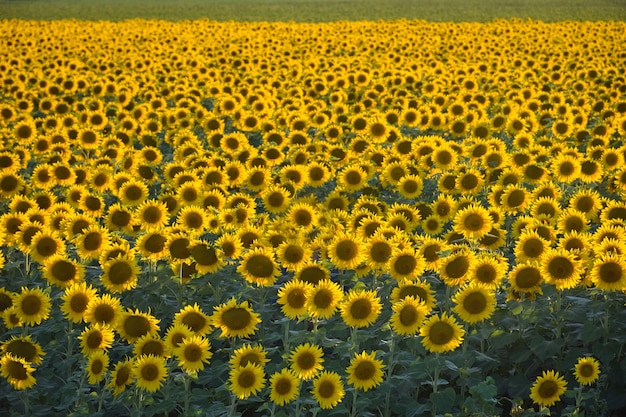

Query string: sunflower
0 353 36 390
530 370 567 407
173 335 212 374
212 298 261 339
0 172 24 198
74 225 111 261
439 249 475 287
363 234 394 270
280 165 307 190
305 161 332 187
468 254 507 289
133 354 168 393
290 343 324 381
60 282 98 323
189 241 224 274
261 186 292 214
312 371 344 410
515 230 549 263
78 323 115 355
107 360 133 397
540 248 583 290
388 248 425 281
337 164 367 192
176 205 209 232
245 167 271 192
530 197 562 222
269 368 300 406
500 185 531 214
171 305 210 338
287 202 318 232
31 164 55 189
117 308 160 343
84 294 123 327
452 283 496 324
277 279 313 319
590 253 626 291
0 335 45 365
133 335 169 358
136 230 168 261
15 221 45 255
117 179 149 207
420 313 465 353
28 229 66 264
229 343 270 369
453 204 493 241
134 200 169 231
79 193 105 217
551 154 581 183
237 246 280 287
557 208 589 234
41 254 84 288
390 296 429 336
275 239 312 272
340 289 382 328
327 233 364 270
101 255 140 293
12 287 51 326
573 357 600 386
229 363 266 400
508 263 543 295
455 168 484 195
346 351 384 392
306 279 344 319
578 158 604 183
104 203 135 233
86 350 109 384
432 143 458 170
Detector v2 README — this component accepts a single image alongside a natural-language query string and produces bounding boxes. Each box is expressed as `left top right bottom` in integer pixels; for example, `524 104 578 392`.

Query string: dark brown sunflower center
222 307 251 330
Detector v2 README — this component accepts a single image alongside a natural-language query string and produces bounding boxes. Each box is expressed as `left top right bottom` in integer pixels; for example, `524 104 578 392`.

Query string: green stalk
383 333 395 417
350 388 358 417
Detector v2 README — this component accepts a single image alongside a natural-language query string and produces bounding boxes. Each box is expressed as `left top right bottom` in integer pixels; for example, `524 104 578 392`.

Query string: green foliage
0 0 625 22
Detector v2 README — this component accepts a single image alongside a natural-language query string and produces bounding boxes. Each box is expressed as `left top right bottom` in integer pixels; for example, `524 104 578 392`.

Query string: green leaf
429 387 456 413
470 377 497 403
580 321 604 344
490 330 519 349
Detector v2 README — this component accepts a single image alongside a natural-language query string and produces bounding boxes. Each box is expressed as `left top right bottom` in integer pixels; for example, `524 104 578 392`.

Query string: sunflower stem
351 326 359 352
283 319 290 352
66 321 74 380
555 290 562 340
383 332 395 417
350 388 358 417
574 384 583 411
295 380 303 417
227 394 237 417
259 285 266 344
22 390 30 416
183 373 191 415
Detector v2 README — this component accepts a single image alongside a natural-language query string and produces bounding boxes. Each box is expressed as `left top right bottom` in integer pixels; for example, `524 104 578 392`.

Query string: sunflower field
1 16 626 417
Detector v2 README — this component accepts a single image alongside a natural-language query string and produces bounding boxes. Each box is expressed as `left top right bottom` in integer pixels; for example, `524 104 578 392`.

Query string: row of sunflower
0 17 624 416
